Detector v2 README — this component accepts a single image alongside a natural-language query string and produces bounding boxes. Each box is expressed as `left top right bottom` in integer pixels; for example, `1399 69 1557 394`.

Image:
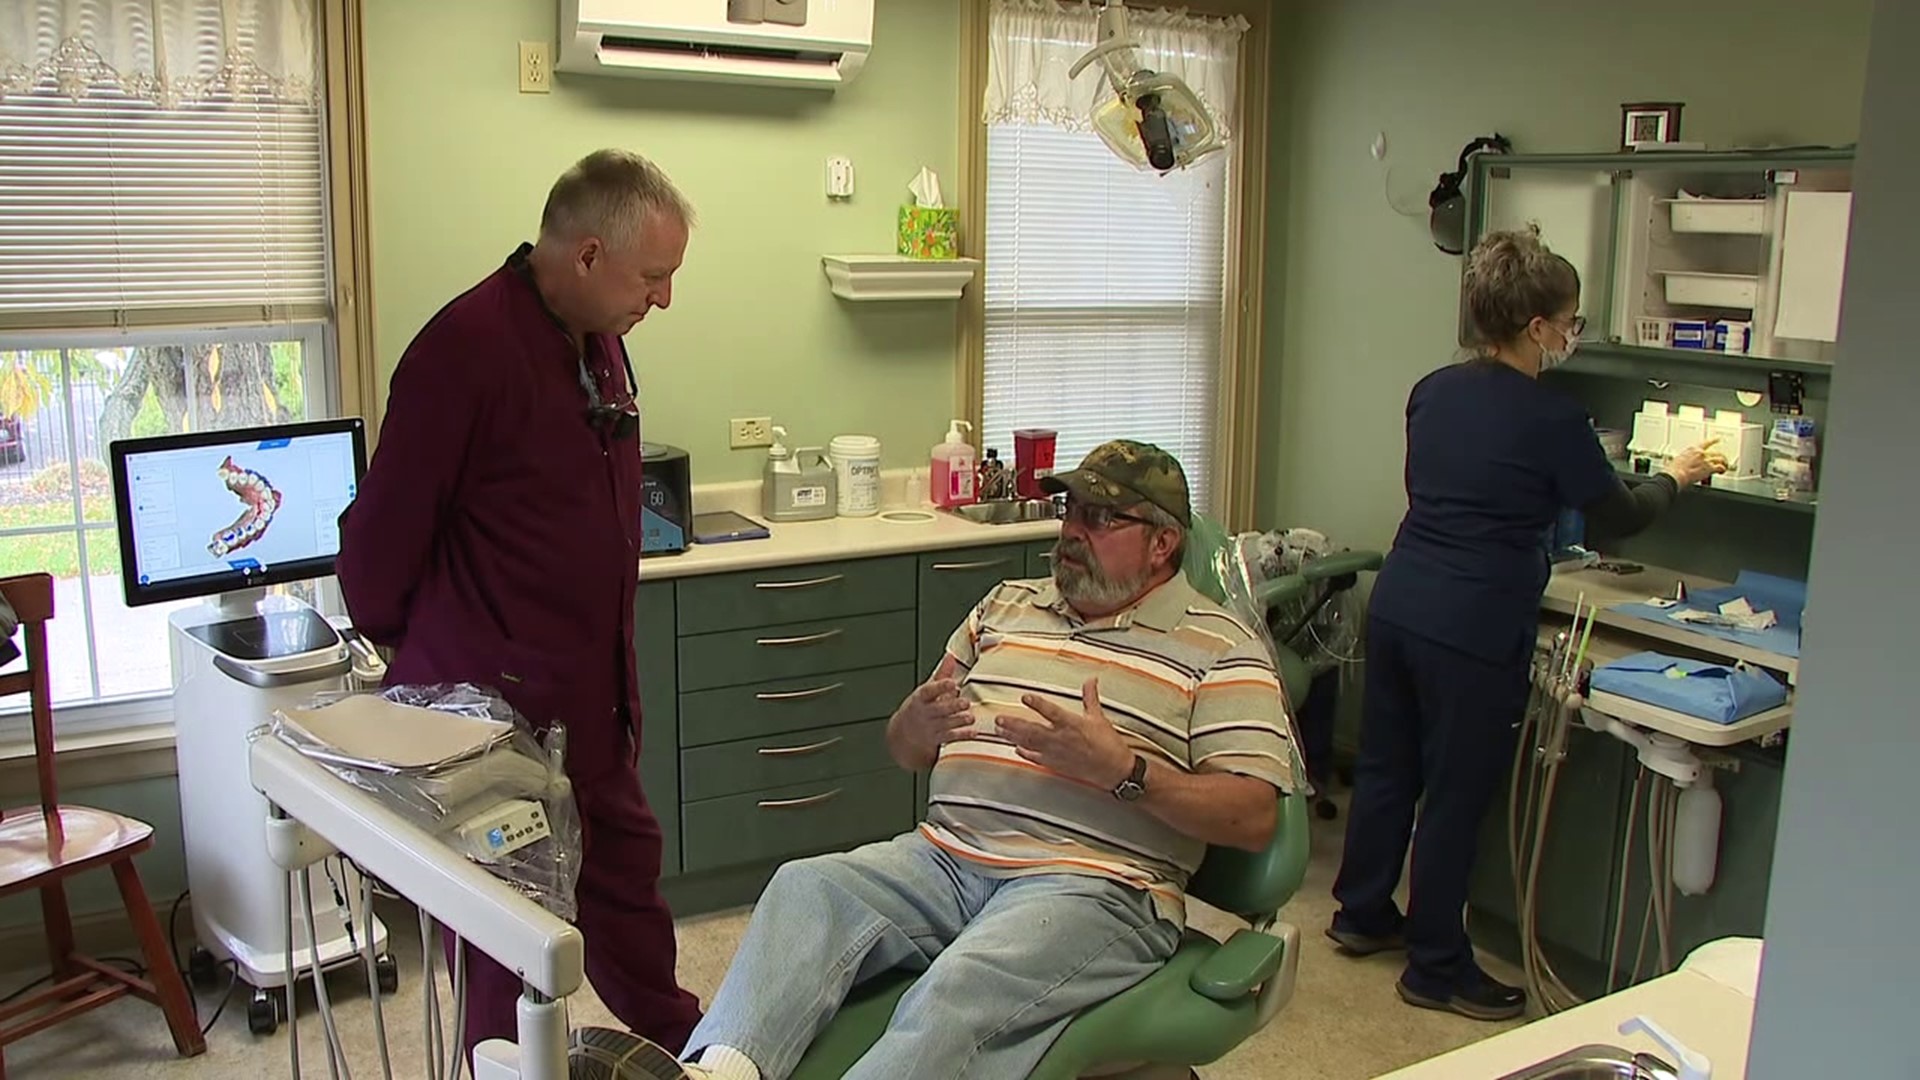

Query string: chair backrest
0 574 60 828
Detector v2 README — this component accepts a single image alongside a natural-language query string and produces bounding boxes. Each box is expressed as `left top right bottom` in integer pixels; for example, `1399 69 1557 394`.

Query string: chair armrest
1190 928 1285 1002
1300 549 1384 583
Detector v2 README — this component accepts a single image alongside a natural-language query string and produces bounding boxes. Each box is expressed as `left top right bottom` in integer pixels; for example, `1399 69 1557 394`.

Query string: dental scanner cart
109 418 394 1035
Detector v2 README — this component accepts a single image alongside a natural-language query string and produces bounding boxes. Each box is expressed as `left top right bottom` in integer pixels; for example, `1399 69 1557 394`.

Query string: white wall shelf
821 255 981 301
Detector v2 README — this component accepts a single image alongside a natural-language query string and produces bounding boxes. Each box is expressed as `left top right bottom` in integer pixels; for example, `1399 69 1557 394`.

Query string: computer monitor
109 418 368 608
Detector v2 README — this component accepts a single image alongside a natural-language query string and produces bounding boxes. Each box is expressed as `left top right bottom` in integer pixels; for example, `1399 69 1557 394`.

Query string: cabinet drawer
680 662 916 748
1025 540 1056 580
680 769 913 874
679 611 916 692
681 719 894 802
675 556 916 635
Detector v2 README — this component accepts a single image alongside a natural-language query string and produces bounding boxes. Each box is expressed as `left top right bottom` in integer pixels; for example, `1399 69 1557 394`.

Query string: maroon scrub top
337 244 646 757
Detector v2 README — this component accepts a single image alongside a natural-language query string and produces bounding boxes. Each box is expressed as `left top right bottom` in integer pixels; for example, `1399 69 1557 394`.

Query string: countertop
1544 564 1798 681
636 477 1061 581
1381 938 1764 1079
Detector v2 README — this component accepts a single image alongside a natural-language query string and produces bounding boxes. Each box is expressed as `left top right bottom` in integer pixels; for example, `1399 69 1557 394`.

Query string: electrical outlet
730 417 773 449
519 41 552 94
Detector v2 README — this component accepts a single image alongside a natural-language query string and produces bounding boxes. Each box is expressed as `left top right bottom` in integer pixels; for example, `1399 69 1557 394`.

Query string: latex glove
1664 438 1729 487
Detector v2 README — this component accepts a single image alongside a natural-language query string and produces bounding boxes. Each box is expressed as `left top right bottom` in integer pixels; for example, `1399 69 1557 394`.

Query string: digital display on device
110 418 367 607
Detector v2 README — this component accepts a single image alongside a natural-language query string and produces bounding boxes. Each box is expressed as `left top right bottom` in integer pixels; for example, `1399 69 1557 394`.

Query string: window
979 2 1252 517
0 1 348 729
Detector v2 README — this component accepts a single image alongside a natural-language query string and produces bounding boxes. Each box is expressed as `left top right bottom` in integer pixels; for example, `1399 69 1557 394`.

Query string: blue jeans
683 832 1182 1080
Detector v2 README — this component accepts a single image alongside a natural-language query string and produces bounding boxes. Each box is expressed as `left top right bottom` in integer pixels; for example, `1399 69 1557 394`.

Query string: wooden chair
0 573 205 1075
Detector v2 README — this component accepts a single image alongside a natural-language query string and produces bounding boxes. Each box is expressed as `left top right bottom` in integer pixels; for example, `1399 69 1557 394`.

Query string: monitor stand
214 587 270 620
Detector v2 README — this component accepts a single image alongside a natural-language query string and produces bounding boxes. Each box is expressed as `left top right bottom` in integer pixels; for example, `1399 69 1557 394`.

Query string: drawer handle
758 789 843 810
754 574 845 591
754 681 845 702
1038 551 1054 561
757 736 844 757
756 628 844 648
931 558 1012 572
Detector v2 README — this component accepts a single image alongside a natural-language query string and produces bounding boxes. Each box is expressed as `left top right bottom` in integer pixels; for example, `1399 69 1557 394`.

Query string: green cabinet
1025 539 1055 579
1469 727 1634 963
679 611 917 692
635 581 680 876
675 556 915 635
912 545 1025 817
639 534 1057 903
680 770 914 875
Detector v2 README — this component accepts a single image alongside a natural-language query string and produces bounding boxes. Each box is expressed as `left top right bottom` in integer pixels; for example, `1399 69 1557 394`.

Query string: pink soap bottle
930 419 977 508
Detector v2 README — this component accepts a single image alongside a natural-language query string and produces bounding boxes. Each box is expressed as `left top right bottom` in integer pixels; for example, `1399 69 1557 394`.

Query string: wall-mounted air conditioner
557 0 873 90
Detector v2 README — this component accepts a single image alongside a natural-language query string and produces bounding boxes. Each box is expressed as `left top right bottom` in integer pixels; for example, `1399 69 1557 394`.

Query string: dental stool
788 519 1382 1079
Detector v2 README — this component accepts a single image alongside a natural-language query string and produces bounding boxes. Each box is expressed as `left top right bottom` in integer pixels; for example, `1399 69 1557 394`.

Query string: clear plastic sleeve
267 682 582 922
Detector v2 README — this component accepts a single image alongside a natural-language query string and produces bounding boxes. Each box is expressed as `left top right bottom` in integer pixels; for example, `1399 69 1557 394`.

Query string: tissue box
897 205 958 260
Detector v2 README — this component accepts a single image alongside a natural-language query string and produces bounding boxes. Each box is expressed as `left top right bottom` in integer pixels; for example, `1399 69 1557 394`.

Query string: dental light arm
1068 1 1224 173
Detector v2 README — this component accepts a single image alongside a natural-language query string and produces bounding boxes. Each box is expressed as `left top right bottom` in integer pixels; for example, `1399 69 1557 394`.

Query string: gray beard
1053 537 1155 613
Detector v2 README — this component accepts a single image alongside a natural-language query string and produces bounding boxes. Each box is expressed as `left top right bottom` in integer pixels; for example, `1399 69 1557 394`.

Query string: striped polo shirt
920 574 1296 926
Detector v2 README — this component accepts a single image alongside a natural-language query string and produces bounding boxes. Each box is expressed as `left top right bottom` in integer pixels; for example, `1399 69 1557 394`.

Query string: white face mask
1537 324 1579 371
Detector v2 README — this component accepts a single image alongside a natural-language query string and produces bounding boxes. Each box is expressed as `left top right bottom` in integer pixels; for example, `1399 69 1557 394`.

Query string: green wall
1257 0 1874 550
362 0 964 483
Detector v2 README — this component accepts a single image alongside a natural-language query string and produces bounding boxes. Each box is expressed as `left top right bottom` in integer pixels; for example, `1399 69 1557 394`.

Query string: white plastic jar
829 434 882 517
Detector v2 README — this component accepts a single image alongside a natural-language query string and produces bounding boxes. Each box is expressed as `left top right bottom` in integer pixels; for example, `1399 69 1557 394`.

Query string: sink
942 500 1062 526
1494 1045 1679 1080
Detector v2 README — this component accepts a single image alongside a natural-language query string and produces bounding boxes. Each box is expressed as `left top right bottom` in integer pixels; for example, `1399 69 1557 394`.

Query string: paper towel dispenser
557 0 873 90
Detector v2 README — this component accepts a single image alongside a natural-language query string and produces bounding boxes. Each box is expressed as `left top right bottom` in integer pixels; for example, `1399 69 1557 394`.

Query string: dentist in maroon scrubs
335 149 703 1056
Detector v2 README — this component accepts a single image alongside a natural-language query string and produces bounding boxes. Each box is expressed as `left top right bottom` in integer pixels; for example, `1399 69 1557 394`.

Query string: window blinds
982 122 1231 513
0 81 327 328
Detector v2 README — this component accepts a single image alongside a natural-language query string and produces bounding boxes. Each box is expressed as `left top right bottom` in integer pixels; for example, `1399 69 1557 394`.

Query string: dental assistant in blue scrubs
1327 226 1726 1020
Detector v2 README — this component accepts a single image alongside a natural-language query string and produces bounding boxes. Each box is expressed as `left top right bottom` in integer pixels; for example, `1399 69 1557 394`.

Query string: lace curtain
0 0 318 106
985 0 1249 140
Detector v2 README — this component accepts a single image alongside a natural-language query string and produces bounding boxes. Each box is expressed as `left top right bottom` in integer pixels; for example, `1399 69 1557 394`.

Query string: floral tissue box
897 205 958 260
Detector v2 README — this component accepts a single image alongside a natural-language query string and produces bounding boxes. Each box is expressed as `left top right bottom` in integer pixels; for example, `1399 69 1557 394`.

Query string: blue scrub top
1370 359 1617 665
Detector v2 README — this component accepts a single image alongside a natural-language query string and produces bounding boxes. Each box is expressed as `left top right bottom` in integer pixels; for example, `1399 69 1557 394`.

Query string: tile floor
0 802 1527 1079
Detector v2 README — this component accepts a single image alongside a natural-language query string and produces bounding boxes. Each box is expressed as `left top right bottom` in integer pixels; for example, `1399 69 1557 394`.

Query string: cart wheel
248 989 278 1036
189 946 221 990
376 953 399 994
1314 796 1339 822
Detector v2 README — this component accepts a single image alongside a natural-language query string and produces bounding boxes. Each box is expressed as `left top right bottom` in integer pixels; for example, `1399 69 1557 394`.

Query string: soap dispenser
764 426 837 523
762 425 796 520
931 419 977 508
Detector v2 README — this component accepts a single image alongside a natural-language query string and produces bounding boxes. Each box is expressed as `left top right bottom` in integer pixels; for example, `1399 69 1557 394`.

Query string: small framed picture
1621 102 1684 149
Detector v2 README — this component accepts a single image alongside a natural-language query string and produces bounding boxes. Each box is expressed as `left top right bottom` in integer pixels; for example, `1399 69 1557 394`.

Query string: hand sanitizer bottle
931 419 977 508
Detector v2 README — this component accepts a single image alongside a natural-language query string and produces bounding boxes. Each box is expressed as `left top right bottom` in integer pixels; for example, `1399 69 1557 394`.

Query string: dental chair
789 518 1382 1080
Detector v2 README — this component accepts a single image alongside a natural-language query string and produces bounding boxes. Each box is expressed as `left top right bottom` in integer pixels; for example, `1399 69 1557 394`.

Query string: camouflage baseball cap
1040 439 1192 528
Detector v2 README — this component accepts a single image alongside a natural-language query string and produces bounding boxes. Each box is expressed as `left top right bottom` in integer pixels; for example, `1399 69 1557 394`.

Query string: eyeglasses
581 353 641 441
1064 499 1156 532
1562 314 1588 337
588 400 640 441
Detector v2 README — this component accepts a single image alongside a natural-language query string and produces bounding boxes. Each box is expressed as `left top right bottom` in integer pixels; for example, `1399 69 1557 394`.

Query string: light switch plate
519 41 552 94
730 417 773 449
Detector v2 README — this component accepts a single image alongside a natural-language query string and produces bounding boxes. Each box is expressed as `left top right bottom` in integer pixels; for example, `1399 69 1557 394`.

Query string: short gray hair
539 148 695 249
1134 500 1189 567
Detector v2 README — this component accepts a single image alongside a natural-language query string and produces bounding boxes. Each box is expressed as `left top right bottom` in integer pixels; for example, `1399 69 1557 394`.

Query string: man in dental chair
627 441 1297 1080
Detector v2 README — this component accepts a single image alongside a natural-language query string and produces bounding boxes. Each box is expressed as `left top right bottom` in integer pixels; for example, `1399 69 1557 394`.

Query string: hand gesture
1664 438 1729 487
894 678 973 762
995 679 1135 790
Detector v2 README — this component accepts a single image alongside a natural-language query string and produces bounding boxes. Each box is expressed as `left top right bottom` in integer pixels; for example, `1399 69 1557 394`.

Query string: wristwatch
1112 754 1149 802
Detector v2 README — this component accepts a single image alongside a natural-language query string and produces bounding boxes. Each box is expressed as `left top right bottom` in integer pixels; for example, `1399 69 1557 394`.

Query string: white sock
692 1044 762 1080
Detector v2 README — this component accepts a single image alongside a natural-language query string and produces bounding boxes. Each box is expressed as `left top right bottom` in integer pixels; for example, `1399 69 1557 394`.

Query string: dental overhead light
1067 0 1224 174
